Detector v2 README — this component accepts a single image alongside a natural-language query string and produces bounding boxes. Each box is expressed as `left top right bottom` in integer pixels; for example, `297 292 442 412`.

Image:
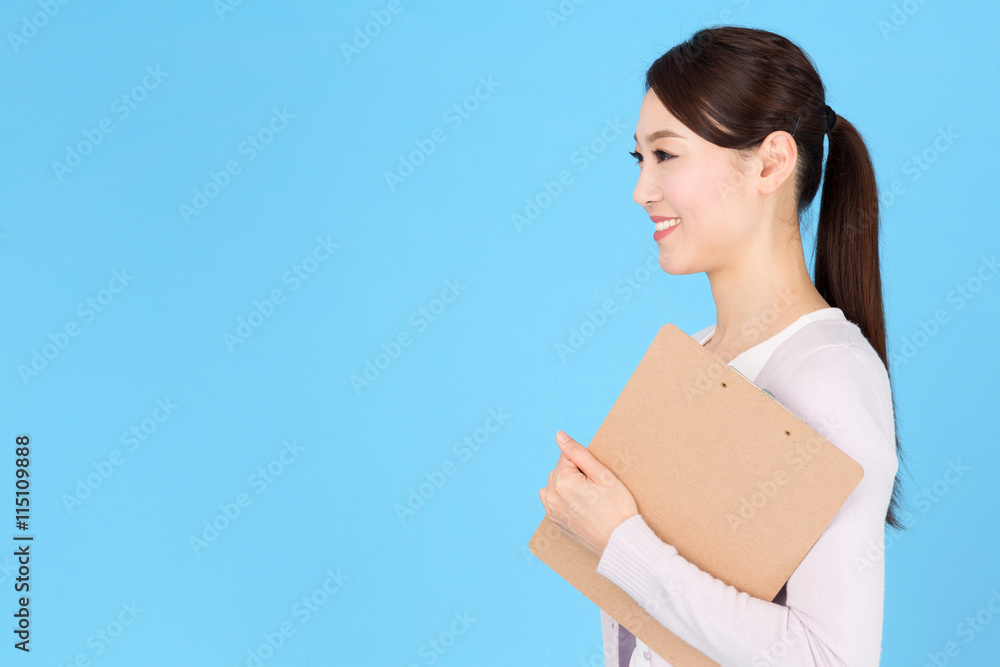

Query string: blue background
1 0 998 665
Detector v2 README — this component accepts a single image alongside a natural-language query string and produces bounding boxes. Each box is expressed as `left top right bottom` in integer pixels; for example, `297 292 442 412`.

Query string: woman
538 26 910 667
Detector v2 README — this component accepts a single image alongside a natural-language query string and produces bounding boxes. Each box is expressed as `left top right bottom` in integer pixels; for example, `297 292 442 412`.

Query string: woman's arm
596 344 899 667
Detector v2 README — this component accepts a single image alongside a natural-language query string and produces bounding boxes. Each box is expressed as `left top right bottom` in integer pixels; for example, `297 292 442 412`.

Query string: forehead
634 90 687 143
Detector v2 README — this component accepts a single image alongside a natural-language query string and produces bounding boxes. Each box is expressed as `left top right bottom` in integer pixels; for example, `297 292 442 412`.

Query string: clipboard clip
728 365 793 415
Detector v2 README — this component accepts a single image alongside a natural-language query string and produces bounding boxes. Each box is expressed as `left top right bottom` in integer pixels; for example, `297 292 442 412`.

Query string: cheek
663 160 745 219
715 168 748 207
661 163 745 252
661 163 713 214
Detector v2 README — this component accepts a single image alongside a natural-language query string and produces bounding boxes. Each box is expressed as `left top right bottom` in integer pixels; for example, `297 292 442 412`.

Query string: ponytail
814 114 912 531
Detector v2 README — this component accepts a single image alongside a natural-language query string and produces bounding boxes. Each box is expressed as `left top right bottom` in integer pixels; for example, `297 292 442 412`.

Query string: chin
655 251 697 276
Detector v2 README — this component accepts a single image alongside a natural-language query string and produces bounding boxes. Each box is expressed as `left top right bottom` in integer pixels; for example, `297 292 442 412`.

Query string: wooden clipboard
528 323 864 666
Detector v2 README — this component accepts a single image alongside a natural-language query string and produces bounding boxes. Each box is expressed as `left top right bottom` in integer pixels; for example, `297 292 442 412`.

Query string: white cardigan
598 309 898 667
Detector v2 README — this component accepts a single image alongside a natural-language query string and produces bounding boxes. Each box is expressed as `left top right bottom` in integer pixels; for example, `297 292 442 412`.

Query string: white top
692 307 847 383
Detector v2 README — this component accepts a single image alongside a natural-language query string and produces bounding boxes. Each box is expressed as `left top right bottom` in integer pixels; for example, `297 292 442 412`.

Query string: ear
757 130 797 195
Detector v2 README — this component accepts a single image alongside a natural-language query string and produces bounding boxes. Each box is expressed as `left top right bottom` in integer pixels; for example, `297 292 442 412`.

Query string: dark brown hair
646 26 910 530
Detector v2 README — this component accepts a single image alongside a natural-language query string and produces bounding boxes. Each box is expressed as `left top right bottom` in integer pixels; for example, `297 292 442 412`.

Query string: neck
704 228 828 359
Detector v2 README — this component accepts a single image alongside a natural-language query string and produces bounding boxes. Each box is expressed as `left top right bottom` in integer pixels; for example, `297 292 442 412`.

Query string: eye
630 149 675 165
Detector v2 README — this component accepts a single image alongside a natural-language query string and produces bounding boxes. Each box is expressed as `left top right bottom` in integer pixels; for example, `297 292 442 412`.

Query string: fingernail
557 431 570 444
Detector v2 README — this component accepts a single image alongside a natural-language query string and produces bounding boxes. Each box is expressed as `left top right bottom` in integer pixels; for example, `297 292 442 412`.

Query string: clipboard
528 323 864 666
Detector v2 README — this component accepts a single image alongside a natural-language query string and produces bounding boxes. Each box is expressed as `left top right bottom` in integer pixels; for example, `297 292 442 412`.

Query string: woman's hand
538 431 639 558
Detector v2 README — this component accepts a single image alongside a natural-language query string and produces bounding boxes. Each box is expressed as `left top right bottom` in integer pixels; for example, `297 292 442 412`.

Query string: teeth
655 219 681 231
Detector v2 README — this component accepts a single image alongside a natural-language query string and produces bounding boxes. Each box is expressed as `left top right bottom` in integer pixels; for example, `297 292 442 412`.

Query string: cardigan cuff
596 514 678 604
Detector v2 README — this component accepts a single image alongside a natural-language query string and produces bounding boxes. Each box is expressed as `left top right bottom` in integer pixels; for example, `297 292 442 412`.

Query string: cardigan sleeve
596 344 899 667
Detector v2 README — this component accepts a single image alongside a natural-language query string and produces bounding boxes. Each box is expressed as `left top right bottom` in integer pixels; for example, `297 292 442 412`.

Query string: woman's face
632 89 765 276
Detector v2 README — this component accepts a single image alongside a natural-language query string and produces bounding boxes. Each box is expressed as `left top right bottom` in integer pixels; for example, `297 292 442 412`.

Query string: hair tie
822 104 837 134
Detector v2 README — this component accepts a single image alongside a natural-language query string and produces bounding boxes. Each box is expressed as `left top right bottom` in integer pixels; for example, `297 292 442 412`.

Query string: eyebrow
634 129 686 144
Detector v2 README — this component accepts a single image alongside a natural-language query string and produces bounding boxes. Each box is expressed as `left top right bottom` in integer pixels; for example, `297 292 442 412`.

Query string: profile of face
632 89 794 276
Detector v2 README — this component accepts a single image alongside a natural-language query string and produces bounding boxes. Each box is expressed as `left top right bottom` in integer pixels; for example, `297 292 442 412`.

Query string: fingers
553 452 575 474
556 432 606 481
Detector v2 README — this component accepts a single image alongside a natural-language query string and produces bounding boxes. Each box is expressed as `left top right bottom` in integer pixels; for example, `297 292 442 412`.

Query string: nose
633 166 662 208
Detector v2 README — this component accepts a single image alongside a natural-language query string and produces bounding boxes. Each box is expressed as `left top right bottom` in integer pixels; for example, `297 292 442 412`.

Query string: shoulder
757 319 898 490
759 319 890 417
